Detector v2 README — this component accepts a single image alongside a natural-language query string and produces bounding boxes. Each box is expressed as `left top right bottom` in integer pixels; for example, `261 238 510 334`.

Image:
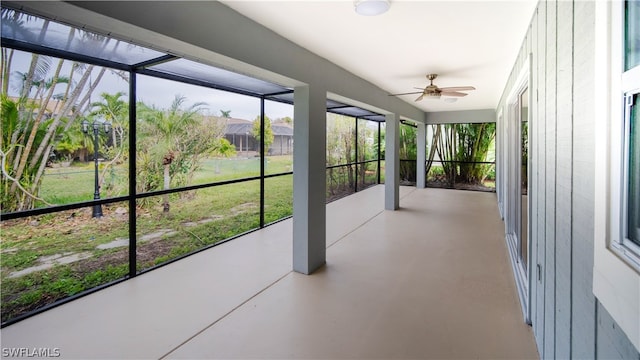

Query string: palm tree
1 46 109 210
91 92 127 133
90 92 129 190
137 95 206 213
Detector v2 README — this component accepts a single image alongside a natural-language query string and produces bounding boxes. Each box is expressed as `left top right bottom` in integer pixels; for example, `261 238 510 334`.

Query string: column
416 122 426 189
293 85 326 274
385 113 400 210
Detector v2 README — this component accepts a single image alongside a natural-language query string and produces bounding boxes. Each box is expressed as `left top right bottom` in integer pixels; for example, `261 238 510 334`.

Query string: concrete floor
0 186 538 359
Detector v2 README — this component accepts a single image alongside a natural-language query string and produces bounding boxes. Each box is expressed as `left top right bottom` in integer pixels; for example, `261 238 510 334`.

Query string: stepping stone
183 215 223 227
95 229 178 250
8 252 92 278
97 238 129 250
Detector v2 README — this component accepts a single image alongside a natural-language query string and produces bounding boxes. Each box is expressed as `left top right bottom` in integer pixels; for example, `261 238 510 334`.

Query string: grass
36 156 294 206
39 167 98 204
1 156 294 323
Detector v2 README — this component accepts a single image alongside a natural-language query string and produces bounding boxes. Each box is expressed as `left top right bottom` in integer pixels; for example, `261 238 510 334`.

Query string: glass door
520 88 529 270
505 80 530 322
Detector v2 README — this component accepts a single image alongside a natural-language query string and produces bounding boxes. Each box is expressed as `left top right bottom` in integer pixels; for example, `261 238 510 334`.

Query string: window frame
616 90 640 270
503 55 532 324
611 0 640 273
593 0 640 351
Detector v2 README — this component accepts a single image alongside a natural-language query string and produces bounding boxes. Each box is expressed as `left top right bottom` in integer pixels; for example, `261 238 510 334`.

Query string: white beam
425 109 496 124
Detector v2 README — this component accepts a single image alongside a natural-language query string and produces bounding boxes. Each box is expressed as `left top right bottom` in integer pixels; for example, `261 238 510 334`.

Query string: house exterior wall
224 134 292 156
270 135 293 156
497 1 639 358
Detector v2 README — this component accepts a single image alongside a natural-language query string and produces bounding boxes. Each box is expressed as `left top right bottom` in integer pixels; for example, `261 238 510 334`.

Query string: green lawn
1 156 294 323
37 155 294 206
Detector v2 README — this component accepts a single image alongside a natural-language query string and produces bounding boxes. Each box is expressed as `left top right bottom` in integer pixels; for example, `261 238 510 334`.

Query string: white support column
385 113 400 210
416 122 426 189
293 85 326 274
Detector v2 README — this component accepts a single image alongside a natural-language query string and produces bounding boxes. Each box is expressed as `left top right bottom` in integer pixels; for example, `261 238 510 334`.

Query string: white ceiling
221 0 537 113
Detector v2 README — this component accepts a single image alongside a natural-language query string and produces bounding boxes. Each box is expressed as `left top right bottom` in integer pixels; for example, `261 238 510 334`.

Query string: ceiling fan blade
389 91 423 96
440 91 468 97
415 94 425 102
438 86 475 92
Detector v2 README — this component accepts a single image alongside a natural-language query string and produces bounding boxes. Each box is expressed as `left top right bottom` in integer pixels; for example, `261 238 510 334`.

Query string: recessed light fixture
354 0 390 16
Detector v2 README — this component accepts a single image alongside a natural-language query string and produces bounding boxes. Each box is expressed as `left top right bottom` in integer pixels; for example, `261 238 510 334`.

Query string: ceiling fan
389 74 475 102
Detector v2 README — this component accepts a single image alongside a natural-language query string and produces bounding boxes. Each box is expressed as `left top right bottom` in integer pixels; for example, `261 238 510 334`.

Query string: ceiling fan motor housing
425 85 439 93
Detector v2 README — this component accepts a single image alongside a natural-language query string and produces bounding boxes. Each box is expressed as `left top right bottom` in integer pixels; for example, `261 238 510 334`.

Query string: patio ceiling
221 1 538 113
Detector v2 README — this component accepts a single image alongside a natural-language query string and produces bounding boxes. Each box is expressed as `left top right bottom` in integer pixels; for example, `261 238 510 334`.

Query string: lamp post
81 119 111 218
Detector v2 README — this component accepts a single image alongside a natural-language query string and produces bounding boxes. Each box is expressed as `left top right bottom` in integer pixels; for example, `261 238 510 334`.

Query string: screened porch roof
0 6 385 122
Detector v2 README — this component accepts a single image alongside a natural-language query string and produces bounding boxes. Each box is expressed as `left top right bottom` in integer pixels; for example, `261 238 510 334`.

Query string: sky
8 49 294 121
134 74 294 121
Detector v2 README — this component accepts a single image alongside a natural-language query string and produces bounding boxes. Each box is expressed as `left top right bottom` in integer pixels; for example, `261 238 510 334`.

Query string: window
625 0 640 71
593 0 640 350
625 93 639 248
613 0 640 271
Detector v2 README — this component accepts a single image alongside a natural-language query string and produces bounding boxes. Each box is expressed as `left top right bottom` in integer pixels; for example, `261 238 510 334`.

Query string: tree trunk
162 152 174 213
12 59 64 195
28 65 95 175
426 124 441 177
7 53 39 193
163 163 170 213
9 58 64 194
1 48 14 95
19 53 39 100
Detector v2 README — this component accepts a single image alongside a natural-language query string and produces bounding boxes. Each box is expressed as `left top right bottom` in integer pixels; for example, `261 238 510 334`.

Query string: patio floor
0 185 538 359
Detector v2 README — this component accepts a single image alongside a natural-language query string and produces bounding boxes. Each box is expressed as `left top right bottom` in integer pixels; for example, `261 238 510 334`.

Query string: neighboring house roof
272 121 293 136
223 117 293 137
224 118 253 135
8 96 66 116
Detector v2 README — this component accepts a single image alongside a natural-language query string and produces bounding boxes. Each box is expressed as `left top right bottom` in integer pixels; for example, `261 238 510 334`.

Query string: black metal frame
398 159 497 192
0 7 386 327
1 41 296 330
325 116 384 201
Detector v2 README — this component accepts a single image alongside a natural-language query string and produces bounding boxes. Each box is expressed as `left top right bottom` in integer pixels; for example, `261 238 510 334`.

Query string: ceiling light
354 0 390 16
444 98 458 103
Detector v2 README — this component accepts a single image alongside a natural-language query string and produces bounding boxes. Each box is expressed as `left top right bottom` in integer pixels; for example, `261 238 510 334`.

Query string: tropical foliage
326 114 380 198
396 122 496 187
399 123 417 182
137 95 235 212
252 115 274 151
432 123 496 186
0 43 117 211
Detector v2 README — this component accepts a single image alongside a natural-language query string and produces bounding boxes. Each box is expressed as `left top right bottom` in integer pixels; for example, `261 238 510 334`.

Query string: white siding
497 0 639 357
